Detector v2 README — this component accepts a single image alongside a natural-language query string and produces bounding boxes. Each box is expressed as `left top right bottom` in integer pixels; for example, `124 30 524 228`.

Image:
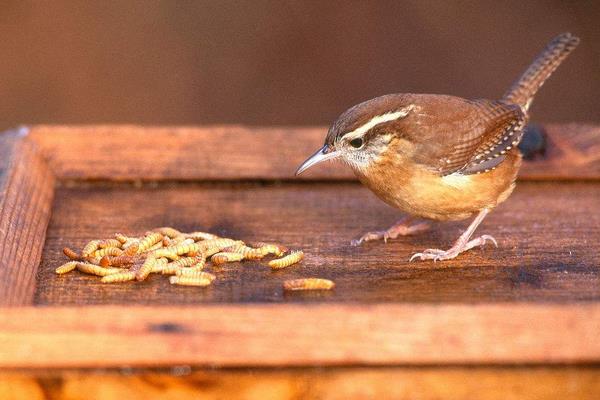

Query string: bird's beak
295 145 341 175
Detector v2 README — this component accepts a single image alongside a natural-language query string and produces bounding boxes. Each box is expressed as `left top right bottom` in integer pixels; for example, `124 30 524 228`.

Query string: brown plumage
296 33 579 261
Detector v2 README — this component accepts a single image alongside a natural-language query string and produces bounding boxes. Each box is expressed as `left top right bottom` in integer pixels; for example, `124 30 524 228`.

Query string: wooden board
0 124 600 369
2 366 600 400
34 182 600 305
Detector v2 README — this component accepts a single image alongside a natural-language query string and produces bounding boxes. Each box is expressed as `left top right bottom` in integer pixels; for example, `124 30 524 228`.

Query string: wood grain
2 367 600 400
35 181 600 305
0 128 55 306
0 303 599 368
28 124 600 181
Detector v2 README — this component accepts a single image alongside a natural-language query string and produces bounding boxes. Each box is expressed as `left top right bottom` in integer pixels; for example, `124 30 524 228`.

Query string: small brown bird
296 33 579 261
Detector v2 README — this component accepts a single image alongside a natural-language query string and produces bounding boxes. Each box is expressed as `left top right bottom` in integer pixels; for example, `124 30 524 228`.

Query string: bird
295 33 580 261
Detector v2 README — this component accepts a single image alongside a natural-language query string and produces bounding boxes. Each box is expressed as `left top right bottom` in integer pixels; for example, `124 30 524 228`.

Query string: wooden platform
1 124 599 397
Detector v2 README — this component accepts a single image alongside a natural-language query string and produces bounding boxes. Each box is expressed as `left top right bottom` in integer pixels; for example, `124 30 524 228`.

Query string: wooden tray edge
0 303 598 368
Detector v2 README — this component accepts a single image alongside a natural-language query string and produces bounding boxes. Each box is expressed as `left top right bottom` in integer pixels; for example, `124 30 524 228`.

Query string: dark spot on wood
148 322 187 334
509 267 543 289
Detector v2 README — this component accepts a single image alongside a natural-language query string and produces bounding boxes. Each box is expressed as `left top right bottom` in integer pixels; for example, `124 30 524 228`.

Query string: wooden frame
1 124 599 369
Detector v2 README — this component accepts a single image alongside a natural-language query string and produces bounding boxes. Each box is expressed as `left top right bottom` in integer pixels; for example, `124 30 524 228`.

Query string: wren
296 33 580 261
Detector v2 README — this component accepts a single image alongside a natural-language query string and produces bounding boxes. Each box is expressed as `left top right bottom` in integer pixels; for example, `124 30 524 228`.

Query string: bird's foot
351 219 430 246
409 234 497 262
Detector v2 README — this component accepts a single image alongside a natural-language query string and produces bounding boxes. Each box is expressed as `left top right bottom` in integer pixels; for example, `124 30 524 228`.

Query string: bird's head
295 95 415 176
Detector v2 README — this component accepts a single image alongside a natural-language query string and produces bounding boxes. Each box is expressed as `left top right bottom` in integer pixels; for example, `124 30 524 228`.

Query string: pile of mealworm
55 227 335 291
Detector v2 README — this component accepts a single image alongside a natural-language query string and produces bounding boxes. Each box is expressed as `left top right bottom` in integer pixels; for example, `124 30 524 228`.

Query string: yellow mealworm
102 254 138 267
283 278 335 291
83 256 102 265
55 261 78 274
198 238 240 252
186 231 219 241
175 270 215 280
98 239 122 249
211 252 244 265
114 233 130 243
203 246 221 258
137 232 163 253
81 240 101 257
170 242 202 256
169 274 214 287
135 255 157 281
268 250 304 269
146 241 164 252
101 271 136 283
77 262 123 277
223 244 265 260
152 248 180 260
151 257 169 273
93 247 124 258
154 227 182 238
170 256 203 269
175 261 206 276
252 242 289 256
63 247 81 260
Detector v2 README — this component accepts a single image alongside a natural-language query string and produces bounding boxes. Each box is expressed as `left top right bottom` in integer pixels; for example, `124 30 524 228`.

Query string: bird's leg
351 216 430 246
410 209 497 262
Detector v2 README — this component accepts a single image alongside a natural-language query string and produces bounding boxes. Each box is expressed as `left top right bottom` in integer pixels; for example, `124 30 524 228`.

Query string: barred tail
503 32 579 111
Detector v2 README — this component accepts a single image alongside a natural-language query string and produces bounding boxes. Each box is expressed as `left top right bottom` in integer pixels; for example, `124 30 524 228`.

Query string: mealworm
154 227 182 238
135 255 157 281
170 242 202 256
138 232 164 253
101 271 136 283
124 242 140 256
152 248 180 260
77 262 123 277
169 273 214 287
55 261 78 274
186 231 219 241
175 261 206 276
93 247 124 258
223 244 265 260
81 240 101 257
211 252 244 265
252 242 288 257
203 246 222 258
98 239 122 249
114 233 130 243
63 247 81 260
198 238 240 252
283 278 335 291
146 241 164 252
169 256 203 269
151 257 169 273
175 271 215 281
268 250 304 269
83 256 102 265
101 254 138 267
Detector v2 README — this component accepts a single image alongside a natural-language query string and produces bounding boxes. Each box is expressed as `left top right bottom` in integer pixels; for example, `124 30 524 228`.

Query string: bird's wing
410 99 526 176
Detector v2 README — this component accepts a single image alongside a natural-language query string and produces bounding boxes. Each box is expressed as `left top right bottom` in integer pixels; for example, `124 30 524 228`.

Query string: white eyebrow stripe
342 105 414 141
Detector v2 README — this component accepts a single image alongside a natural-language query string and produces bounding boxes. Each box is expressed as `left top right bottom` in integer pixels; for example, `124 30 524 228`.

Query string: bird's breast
355 151 521 221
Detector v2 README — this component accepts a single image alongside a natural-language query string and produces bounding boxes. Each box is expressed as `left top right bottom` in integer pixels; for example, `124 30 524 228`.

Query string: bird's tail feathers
502 32 579 111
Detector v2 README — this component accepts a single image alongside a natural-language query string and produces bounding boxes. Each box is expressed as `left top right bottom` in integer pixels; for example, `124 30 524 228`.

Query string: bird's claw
409 234 497 262
351 230 387 246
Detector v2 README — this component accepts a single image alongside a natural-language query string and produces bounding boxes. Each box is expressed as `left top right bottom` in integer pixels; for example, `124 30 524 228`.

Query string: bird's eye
349 138 364 149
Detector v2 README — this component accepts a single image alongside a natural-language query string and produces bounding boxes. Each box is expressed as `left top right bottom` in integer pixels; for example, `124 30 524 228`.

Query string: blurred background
0 1 598 130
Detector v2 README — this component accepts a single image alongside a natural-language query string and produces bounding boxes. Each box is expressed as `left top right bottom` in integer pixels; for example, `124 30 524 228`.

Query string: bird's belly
357 155 520 221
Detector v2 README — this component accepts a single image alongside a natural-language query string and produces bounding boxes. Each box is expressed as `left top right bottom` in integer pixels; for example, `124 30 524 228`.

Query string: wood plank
0 129 55 306
35 181 600 305
0 304 599 367
2 366 600 400
27 124 600 181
